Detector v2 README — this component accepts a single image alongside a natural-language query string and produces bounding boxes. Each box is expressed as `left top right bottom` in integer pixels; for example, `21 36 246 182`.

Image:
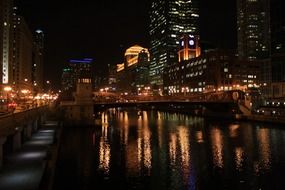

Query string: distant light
84 58 93 61
35 29 43 34
69 59 92 64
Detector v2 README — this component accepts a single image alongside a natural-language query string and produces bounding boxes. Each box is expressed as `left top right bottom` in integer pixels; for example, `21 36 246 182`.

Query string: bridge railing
94 91 242 104
0 106 47 136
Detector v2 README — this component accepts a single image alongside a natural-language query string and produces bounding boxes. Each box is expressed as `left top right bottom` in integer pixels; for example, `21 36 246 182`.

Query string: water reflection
169 133 177 166
211 127 224 168
229 124 239 138
178 127 191 182
196 131 204 143
235 147 244 171
98 124 110 174
257 128 271 171
55 108 285 190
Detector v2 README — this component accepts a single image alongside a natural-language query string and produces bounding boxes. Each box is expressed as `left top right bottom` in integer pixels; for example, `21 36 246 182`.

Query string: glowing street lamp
4 86 12 110
4 86 12 93
4 86 12 101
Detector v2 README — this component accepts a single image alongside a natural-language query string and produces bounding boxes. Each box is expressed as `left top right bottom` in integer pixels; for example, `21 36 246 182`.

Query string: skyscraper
237 0 270 60
12 14 33 92
0 0 13 85
149 0 199 87
33 29 45 92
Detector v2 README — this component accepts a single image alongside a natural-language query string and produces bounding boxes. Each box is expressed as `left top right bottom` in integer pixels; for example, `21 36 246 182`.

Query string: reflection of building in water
136 111 152 174
169 133 177 166
235 147 244 171
229 124 240 138
99 124 111 174
124 110 152 175
101 112 109 125
178 127 190 182
196 131 204 143
143 122 152 170
257 128 271 170
211 127 224 168
157 111 163 148
126 139 139 176
119 111 129 146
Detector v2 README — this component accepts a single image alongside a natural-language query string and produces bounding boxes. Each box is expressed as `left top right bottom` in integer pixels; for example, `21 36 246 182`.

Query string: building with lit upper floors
237 0 271 97
164 35 261 95
237 0 270 61
116 45 150 94
149 0 199 88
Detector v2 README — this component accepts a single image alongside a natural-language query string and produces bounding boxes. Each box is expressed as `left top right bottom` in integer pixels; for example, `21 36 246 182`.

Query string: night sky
15 0 236 89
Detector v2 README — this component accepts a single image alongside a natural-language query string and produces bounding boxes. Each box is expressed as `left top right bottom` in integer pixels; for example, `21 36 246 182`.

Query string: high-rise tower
237 0 270 61
149 0 199 87
0 0 13 85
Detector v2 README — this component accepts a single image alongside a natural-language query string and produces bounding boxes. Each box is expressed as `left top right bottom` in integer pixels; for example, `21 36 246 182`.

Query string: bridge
0 106 48 167
94 90 244 112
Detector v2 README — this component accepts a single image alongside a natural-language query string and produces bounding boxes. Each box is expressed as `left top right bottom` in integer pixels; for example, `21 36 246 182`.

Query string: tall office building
0 0 13 85
149 0 199 87
32 29 45 92
237 0 270 61
12 14 33 92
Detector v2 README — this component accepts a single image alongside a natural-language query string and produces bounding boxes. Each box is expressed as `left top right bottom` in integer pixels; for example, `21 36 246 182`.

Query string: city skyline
15 0 236 89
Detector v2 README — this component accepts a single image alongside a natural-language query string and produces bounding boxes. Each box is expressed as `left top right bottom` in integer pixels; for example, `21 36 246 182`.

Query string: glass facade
237 0 270 61
149 0 199 87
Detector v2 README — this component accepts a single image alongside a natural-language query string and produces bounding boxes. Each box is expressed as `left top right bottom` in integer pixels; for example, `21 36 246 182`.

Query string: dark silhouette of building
270 0 285 98
237 0 270 61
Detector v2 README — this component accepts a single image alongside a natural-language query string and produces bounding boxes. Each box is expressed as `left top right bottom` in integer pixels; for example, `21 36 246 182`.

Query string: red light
8 102 17 107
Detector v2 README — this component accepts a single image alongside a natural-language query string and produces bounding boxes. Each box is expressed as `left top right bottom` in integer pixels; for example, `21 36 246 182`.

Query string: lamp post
4 86 12 111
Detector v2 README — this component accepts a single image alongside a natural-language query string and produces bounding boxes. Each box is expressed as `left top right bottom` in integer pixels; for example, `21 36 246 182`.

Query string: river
54 108 285 190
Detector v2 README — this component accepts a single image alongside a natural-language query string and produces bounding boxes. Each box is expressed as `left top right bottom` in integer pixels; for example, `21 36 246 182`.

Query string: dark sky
15 0 236 89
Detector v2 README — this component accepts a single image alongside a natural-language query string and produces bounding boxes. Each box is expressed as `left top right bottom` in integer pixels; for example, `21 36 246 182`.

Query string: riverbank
235 114 285 124
148 106 285 124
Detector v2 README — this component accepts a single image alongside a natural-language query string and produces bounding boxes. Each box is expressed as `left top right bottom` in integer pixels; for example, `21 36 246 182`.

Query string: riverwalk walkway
0 121 59 190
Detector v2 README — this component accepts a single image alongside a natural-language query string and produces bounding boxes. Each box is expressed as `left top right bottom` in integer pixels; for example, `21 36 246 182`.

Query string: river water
54 108 285 190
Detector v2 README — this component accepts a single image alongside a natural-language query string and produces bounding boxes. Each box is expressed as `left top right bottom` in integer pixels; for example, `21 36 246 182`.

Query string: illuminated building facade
0 0 13 85
237 0 270 61
164 50 260 95
61 58 93 92
178 34 201 62
116 45 150 93
116 45 150 72
149 0 199 87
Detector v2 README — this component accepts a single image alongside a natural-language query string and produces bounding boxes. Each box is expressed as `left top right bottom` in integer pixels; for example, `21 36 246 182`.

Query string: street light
4 86 12 101
4 86 12 111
